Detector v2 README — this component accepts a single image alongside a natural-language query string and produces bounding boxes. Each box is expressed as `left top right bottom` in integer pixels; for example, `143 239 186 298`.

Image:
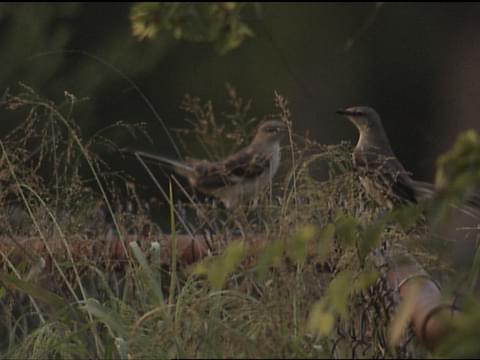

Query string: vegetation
0 83 479 359
130 3 257 54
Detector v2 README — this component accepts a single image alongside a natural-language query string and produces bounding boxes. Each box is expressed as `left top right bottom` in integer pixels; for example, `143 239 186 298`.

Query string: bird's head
253 120 288 144
336 106 382 133
336 106 393 152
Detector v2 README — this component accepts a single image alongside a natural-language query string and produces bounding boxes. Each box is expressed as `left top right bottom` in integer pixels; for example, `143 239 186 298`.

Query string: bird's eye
265 127 277 133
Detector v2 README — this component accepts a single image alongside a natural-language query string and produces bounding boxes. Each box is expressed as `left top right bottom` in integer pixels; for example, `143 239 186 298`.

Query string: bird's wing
193 148 271 191
225 149 271 179
355 150 417 204
389 170 418 204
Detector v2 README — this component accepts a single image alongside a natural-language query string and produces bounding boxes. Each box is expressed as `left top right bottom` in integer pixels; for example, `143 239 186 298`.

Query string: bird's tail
411 180 435 201
119 148 194 177
412 179 480 219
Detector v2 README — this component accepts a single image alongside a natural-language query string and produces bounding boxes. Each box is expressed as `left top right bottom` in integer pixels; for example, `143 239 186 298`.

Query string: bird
336 106 418 208
336 106 480 214
337 106 480 292
122 120 288 209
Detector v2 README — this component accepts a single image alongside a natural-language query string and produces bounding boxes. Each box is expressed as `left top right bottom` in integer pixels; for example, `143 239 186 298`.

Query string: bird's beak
336 108 353 116
336 108 361 129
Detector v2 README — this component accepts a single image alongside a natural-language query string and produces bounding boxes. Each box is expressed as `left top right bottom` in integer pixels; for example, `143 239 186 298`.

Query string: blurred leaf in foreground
434 298 480 358
130 2 256 54
286 224 319 264
194 240 246 289
307 271 353 337
334 213 359 247
435 130 480 204
308 299 335 337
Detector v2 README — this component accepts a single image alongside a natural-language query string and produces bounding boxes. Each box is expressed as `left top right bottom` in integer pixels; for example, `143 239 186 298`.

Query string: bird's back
191 144 277 191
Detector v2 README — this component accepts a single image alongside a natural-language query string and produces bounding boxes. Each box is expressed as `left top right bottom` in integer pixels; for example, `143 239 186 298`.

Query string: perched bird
336 106 418 208
336 106 480 213
337 106 480 291
124 120 288 208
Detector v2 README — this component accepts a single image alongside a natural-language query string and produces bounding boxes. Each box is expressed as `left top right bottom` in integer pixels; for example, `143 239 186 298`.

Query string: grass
0 84 479 359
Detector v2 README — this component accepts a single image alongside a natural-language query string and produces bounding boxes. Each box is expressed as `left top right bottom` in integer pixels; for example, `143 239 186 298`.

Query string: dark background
1 3 480 191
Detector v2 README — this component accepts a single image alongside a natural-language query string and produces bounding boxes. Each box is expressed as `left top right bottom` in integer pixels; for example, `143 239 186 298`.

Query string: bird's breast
352 149 367 170
268 144 281 178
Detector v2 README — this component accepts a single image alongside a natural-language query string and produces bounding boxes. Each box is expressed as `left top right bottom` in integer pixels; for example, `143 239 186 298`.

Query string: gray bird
125 120 288 209
337 106 480 292
336 106 418 208
336 106 480 214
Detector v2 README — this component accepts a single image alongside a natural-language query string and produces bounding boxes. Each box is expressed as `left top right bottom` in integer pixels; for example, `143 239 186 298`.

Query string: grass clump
0 84 478 359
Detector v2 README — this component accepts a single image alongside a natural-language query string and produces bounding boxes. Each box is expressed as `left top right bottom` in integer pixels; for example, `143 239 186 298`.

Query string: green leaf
130 3 256 54
286 225 318 264
168 179 177 307
426 196 452 225
433 299 480 358
130 241 164 304
130 2 162 40
82 298 128 338
256 239 285 281
103 337 115 360
215 20 254 55
353 270 379 292
435 130 480 202
307 300 335 337
334 214 359 247
115 337 129 360
359 220 385 259
195 240 247 289
391 204 422 230
328 271 353 319
0 271 67 308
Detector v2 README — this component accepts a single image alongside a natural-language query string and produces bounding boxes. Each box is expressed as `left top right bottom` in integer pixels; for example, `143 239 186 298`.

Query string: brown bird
336 106 418 208
126 120 288 208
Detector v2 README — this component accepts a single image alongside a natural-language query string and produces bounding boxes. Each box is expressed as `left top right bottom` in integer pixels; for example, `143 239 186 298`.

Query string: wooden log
385 246 459 350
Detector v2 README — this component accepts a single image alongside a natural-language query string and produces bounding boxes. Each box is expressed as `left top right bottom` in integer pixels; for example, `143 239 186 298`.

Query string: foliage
130 2 257 54
174 84 259 161
434 298 480 358
0 86 479 359
436 130 480 198
432 130 480 223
